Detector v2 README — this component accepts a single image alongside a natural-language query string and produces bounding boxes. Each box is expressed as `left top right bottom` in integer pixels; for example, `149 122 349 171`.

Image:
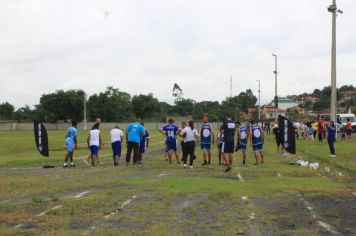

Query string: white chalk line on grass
157 172 173 178
84 195 137 235
64 191 91 199
37 205 63 217
299 195 340 235
237 173 244 182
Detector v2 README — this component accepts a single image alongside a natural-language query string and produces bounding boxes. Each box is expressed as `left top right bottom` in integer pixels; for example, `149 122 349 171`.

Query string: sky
1 0 356 109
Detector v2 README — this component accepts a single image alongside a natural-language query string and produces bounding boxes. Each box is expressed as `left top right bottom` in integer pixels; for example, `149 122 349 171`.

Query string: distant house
272 97 299 110
263 105 286 120
341 91 356 101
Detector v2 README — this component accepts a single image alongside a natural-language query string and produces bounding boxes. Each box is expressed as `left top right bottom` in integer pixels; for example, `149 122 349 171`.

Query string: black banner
34 121 49 157
278 115 296 154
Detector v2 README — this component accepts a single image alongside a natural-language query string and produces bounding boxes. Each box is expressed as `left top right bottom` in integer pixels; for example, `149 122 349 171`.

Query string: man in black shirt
221 113 236 172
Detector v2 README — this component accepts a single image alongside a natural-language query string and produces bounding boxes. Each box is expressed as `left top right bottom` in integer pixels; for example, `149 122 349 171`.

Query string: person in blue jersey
63 121 78 167
159 118 181 164
236 121 248 165
200 116 215 166
249 119 265 165
126 118 145 165
216 126 225 165
326 121 336 157
221 113 236 172
138 121 150 165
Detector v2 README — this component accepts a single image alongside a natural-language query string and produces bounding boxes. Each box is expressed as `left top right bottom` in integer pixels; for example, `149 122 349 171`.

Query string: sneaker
189 165 194 169
70 163 75 167
91 163 95 168
202 161 207 166
224 166 232 172
183 164 187 168
63 163 68 168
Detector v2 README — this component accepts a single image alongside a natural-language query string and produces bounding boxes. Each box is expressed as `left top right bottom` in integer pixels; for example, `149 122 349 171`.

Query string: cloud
0 0 355 108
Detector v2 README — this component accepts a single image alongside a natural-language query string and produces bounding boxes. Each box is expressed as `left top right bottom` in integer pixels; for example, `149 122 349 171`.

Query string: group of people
63 114 267 171
159 113 265 171
63 113 351 169
63 118 150 168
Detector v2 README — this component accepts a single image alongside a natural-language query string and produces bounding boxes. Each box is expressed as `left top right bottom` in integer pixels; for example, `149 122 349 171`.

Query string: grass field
0 129 356 235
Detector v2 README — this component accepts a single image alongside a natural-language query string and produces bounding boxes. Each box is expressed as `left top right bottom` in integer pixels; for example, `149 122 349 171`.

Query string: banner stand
34 121 55 168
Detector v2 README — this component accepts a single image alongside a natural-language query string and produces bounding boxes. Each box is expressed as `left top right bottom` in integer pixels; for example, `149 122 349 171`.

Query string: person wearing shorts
63 121 78 168
221 113 236 172
138 121 150 165
87 123 102 168
236 122 248 165
217 127 224 165
110 125 123 166
250 120 264 165
200 116 214 166
160 119 181 164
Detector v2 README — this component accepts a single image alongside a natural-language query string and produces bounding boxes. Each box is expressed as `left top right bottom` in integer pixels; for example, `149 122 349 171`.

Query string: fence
0 122 223 131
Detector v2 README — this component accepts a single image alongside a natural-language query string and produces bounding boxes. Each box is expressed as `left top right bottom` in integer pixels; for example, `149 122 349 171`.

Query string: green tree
0 102 15 120
132 93 161 120
172 83 183 103
38 90 85 122
15 105 34 122
237 89 257 113
173 99 195 116
87 87 133 122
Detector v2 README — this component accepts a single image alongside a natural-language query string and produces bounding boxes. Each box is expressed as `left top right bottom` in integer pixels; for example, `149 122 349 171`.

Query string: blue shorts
201 143 211 152
253 144 263 153
66 138 74 152
166 140 177 151
241 145 247 152
90 145 99 156
111 141 121 157
140 143 146 153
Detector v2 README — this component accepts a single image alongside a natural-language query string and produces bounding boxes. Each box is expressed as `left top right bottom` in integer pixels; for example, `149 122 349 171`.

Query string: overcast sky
1 0 355 109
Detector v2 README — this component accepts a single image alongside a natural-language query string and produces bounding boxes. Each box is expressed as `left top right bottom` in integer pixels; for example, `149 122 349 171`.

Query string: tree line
1 86 257 123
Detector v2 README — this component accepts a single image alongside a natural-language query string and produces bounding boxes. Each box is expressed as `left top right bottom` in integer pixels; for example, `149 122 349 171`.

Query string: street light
328 0 342 127
272 54 278 122
256 80 261 121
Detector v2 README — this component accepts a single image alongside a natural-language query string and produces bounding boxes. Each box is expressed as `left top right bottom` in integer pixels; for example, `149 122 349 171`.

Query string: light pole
83 93 87 130
256 80 261 121
328 0 342 126
272 54 278 122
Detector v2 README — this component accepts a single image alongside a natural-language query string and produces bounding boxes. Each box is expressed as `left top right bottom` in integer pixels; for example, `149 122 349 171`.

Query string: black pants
182 141 195 165
318 132 323 142
126 141 139 164
327 137 335 155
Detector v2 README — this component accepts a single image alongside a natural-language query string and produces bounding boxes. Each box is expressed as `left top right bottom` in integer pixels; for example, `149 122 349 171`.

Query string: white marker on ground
38 205 63 217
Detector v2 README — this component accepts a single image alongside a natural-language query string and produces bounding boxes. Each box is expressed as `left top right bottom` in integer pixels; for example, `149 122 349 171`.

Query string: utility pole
83 93 87 130
272 54 278 122
328 0 342 126
256 80 261 121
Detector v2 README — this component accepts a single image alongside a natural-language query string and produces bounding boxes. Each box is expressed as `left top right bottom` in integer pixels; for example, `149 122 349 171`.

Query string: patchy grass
0 130 355 235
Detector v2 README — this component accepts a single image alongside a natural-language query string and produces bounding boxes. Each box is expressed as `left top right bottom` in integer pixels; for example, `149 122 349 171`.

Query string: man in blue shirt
160 118 181 164
126 119 145 165
64 121 78 168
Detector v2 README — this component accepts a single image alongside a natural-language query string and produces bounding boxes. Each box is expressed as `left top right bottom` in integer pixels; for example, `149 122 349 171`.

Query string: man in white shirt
110 126 124 166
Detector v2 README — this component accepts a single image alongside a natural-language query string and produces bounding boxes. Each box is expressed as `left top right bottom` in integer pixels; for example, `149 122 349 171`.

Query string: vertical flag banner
34 121 49 157
278 115 296 154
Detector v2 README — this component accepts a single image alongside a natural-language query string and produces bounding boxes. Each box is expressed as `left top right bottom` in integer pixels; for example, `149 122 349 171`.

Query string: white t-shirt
89 129 100 146
182 127 199 142
110 128 123 143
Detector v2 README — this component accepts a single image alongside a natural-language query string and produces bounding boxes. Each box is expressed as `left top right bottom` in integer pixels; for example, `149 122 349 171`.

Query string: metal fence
0 122 223 131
